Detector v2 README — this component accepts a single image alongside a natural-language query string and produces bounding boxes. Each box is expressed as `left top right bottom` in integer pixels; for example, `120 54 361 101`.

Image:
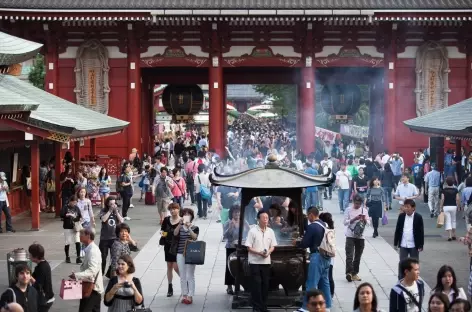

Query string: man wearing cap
424 163 442 218
0 172 15 233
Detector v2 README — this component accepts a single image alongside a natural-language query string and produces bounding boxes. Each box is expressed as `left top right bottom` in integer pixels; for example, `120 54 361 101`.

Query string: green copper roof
0 74 129 138
403 98 472 140
0 82 39 112
0 32 42 66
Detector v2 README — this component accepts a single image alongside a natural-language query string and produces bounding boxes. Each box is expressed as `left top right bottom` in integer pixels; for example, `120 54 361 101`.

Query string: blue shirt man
294 207 332 309
304 166 319 193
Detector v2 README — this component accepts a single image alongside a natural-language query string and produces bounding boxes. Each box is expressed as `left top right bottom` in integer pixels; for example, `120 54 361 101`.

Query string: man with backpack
293 207 334 311
184 156 197 205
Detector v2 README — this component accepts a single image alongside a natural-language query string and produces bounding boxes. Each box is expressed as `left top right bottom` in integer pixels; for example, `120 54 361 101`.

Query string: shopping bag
184 240 206 265
382 213 388 226
437 212 445 228
60 279 82 300
220 208 230 224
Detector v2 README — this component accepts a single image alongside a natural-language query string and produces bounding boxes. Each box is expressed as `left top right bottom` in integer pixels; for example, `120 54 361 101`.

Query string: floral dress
110 240 138 273
87 179 100 203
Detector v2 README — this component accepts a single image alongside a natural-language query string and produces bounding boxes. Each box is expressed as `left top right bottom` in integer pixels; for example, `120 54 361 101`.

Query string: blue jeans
303 253 332 309
383 187 393 207
338 189 350 212
305 191 318 210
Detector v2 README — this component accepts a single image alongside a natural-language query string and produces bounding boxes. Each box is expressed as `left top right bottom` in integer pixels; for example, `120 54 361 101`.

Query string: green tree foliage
255 84 369 131
28 54 45 89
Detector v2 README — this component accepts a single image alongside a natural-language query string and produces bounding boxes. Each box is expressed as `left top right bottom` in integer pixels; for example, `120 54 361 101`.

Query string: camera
123 281 131 288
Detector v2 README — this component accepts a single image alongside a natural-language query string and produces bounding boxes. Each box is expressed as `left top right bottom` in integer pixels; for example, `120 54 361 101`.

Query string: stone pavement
0 193 439 312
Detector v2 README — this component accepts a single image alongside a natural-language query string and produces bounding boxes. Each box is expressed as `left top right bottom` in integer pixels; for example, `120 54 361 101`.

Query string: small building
0 31 129 230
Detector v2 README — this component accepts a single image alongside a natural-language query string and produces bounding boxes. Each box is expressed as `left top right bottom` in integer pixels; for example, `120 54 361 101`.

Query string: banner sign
340 124 369 138
315 127 338 144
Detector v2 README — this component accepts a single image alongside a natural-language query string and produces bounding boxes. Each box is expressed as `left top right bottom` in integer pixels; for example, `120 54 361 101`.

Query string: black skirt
225 248 236 286
164 244 177 263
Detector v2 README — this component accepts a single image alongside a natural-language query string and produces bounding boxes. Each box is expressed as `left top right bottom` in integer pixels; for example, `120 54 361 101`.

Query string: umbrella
226 104 237 111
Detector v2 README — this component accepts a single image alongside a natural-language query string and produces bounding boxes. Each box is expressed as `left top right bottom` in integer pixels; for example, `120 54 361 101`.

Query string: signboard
315 127 338 144
340 124 369 138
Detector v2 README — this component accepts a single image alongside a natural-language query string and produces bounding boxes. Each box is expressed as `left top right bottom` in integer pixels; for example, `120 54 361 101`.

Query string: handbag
198 175 211 201
437 211 445 228
60 279 83 300
46 180 55 192
382 213 388 226
184 240 206 265
82 271 100 298
74 222 83 232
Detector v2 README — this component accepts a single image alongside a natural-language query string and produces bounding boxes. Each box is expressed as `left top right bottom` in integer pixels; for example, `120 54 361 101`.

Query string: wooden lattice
46 132 70 143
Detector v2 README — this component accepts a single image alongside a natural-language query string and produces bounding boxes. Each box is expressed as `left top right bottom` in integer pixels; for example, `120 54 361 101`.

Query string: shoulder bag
82 271 100 298
351 208 366 238
397 284 421 310
198 175 211 201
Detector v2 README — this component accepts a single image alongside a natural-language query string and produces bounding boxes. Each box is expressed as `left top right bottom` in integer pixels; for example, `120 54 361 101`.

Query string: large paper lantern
162 85 204 118
321 84 361 115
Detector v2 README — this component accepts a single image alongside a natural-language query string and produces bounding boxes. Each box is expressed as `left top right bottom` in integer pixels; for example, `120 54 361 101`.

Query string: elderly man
70 228 103 312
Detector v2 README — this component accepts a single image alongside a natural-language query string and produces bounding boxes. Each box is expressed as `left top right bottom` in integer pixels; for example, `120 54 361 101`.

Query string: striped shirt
177 226 200 254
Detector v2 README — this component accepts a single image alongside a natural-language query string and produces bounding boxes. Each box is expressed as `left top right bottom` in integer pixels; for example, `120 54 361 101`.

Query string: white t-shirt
382 154 390 166
245 226 277 265
403 282 420 312
395 183 419 205
336 170 352 189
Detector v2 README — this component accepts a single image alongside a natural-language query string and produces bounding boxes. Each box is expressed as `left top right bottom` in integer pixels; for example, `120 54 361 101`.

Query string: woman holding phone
173 208 199 305
161 203 181 297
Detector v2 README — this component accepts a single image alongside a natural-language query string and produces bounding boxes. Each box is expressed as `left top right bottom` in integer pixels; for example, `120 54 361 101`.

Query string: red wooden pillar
90 138 96 156
74 142 80 173
209 54 225 156
31 141 40 230
467 47 472 98
44 27 58 95
297 59 316 155
54 142 62 217
384 24 397 154
127 24 142 155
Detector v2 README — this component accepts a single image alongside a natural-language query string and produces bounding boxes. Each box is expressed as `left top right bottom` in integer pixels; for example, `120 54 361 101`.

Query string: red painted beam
0 131 26 141
1 119 53 139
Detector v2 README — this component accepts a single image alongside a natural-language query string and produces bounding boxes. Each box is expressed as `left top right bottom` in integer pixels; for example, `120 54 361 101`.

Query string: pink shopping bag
60 279 83 300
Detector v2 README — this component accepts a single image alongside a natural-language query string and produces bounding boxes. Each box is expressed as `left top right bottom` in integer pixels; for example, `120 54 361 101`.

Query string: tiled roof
0 32 43 66
0 82 39 112
403 98 472 140
0 74 129 138
1 0 470 10
226 85 264 100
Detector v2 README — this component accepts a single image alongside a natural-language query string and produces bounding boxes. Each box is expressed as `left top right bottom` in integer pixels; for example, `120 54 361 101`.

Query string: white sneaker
129 204 135 208
124 217 131 221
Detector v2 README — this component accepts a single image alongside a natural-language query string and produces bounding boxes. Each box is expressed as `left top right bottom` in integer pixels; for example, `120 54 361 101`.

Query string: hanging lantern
162 85 204 120
320 84 361 115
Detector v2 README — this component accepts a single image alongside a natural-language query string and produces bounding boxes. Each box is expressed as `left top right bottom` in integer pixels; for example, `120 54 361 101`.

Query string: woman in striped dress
173 208 200 305
104 254 143 312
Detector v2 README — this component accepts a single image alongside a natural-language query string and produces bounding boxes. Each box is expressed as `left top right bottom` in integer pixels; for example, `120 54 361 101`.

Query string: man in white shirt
336 163 352 212
0 172 14 233
245 210 277 312
393 199 424 280
381 150 390 168
320 154 333 200
394 175 419 212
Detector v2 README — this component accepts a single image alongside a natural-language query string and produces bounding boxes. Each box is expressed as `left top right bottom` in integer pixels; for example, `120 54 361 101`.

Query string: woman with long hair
440 177 460 241
353 282 379 312
104 255 143 312
431 265 466 302
161 203 181 297
98 167 112 208
60 195 82 264
171 168 186 207
319 212 335 298
428 292 449 312
365 177 386 238
77 187 95 229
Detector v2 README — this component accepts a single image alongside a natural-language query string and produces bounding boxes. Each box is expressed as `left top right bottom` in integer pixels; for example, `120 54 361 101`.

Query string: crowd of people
1 113 472 312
